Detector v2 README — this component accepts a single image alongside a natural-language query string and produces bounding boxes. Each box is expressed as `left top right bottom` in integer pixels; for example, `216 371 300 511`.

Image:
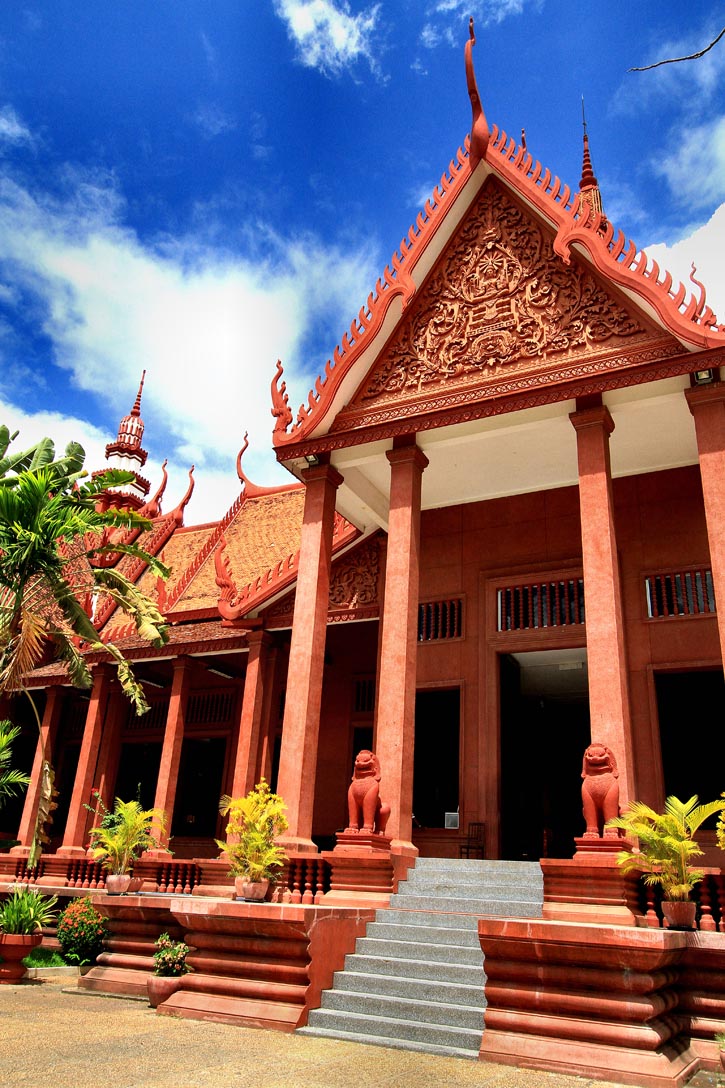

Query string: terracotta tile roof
174 490 306 613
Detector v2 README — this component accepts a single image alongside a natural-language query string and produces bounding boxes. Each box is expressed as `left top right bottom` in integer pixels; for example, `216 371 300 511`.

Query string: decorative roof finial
465 18 490 171
578 97 603 217
131 370 146 417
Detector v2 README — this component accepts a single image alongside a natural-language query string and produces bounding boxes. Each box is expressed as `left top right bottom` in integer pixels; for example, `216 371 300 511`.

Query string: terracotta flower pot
0 933 42 983
105 873 132 896
661 900 697 930
234 877 269 902
147 974 182 1008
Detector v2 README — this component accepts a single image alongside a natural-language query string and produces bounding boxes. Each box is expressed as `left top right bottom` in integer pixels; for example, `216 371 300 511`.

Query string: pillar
276 462 343 852
12 686 63 853
59 664 113 854
570 405 634 805
90 688 126 822
685 382 725 667
149 656 192 852
375 440 429 854
229 631 272 799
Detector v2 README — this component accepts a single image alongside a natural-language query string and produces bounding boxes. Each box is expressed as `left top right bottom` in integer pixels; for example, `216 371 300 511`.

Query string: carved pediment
263 534 383 629
333 178 679 433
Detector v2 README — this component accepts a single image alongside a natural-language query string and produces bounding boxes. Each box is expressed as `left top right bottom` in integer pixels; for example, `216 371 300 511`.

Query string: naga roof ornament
465 18 490 171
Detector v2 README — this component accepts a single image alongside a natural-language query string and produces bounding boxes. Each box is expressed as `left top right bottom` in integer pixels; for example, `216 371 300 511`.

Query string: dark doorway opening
171 737 227 839
656 669 725 801
413 688 460 829
114 742 162 811
500 651 589 860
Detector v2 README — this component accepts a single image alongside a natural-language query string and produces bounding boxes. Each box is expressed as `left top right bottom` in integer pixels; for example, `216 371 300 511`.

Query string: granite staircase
299 857 543 1059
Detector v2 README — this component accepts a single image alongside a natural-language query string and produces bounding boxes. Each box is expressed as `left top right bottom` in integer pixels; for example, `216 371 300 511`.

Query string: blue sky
1 1 724 523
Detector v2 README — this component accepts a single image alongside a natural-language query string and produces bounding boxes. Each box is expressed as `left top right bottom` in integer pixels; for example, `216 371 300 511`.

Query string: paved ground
1 976 721 1088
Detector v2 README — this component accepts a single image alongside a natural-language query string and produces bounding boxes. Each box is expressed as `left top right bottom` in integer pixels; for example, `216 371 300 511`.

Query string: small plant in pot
88 794 166 894
56 896 108 967
0 886 58 983
147 931 190 1009
607 794 725 929
216 779 288 901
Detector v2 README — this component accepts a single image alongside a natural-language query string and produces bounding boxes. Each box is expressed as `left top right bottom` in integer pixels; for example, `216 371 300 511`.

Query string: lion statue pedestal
322 750 394 906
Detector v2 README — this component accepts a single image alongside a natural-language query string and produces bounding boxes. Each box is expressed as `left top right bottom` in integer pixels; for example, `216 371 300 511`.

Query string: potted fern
607 794 725 929
216 779 288 901
0 886 58 983
88 795 166 894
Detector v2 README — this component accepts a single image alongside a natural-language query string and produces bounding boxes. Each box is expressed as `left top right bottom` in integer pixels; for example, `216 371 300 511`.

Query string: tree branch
629 27 725 71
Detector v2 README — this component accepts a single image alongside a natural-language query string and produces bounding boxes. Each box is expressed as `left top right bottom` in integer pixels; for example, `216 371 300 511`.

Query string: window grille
354 678 375 714
645 568 716 619
418 599 463 641
497 578 585 632
186 690 236 726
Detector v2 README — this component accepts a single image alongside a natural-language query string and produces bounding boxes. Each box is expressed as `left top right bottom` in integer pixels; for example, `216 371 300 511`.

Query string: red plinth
322 831 394 906
478 918 697 1088
541 846 643 925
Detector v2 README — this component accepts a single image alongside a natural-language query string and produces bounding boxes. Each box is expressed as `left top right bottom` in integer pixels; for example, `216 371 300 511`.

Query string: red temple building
2 29 725 895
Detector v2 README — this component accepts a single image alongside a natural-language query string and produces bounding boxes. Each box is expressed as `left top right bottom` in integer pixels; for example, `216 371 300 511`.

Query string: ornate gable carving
263 534 383 629
334 178 677 433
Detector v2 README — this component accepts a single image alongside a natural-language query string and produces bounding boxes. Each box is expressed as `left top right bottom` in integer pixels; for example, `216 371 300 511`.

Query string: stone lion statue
346 750 391 835
581 742 620 838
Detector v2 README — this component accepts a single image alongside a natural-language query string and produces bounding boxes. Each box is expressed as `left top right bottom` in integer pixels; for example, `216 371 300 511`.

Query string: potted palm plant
216 779 288 901
88 795 166 894
0 886 58 983
147 932 190 1008
607 794 725 929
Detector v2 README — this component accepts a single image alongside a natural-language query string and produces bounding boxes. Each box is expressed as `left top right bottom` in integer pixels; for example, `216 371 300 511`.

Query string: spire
465 18 490 171
578 98 603 217
101 371 151 509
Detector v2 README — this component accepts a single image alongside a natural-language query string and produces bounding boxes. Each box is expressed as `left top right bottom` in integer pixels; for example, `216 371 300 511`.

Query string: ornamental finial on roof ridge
578 98 603 217
131 370 146 417
465 18 490 171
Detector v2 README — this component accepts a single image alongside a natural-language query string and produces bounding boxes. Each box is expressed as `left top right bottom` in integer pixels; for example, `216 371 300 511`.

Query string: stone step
297 1022 480 1061
332 968 486 1008
357 936 483 966
372 907 479 931
346 952 485 987
403 866 543 888
319 988 484 1030
363 920 480 947
304 1006 483 1053
389 893 543 916
411 858 538 874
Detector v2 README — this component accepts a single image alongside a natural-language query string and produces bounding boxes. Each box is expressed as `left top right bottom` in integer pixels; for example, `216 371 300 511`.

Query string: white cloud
0 105 35 147
654 116 725 212
192 104 237 139
274 0 380 76
419 0 533 48
644 202 725 328
0 170 379 523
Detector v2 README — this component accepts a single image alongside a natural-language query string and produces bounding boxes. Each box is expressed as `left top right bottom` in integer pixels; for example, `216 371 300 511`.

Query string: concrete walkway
2 977 719 1088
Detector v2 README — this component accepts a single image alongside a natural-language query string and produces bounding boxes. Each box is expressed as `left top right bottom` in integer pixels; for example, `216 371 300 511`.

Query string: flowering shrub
56 897 108 966
152 932 189 977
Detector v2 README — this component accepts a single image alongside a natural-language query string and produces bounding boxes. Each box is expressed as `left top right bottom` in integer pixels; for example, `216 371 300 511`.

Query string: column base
277 837 319 855
541 847 642 926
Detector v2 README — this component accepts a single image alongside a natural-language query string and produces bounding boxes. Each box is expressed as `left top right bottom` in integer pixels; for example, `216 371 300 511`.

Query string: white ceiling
330 374 697 534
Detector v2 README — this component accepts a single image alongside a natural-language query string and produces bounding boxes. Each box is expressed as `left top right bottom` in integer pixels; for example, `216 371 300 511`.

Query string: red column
90 689 126 820
229 631 272 799
59 665 113 854
276 463 343 852
149 656 192 852
12 686 63 853
686 382 725 667
375 441 429 854
570 405 634 805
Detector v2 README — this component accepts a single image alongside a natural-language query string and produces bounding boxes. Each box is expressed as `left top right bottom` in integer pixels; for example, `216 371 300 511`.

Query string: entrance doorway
171 737 227 839
413 688 460 829
656 669 725 801
500 650 589 860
